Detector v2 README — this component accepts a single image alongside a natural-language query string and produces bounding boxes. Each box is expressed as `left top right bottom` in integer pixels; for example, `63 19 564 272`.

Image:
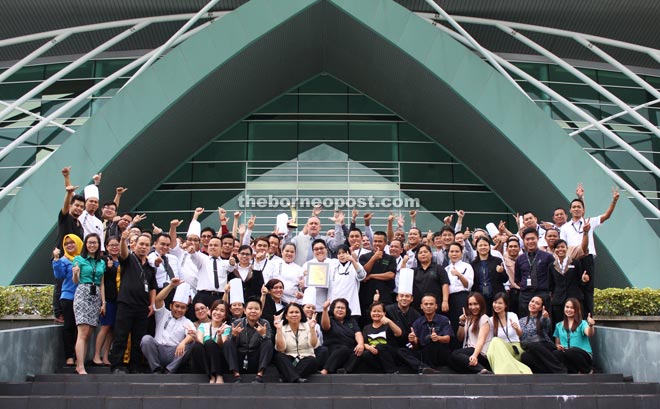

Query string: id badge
243 357 249 370
526 278 532 287
144 281 149 293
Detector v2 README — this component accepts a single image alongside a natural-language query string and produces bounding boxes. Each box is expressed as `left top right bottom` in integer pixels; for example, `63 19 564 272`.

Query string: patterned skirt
73 283 101 327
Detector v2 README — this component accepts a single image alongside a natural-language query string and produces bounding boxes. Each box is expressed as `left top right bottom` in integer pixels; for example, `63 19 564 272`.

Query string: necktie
212 257 219 289
442 249 449 268
162 255 175 280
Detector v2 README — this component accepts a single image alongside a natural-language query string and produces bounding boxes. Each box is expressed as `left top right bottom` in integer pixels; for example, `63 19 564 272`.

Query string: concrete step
33 372 628 384
0 394 659 409
1 380 658 397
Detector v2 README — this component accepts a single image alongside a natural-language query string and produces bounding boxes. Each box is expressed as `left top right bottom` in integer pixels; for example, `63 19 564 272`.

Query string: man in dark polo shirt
359 231 397 324
515 227 555 317
109 230 157 374
53 166 85 323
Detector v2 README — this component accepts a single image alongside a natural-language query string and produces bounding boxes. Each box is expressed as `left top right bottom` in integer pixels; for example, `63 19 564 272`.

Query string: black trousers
448 291 469 335
190 340 227 377
398 342 452 371
273 352 318 382
314 346 329 369
553 347 592 374
520 342 566 373
361 344 398 373
109 303 149 371
53 278 63 317
323 344 359 373
582 255 595 317
223 337 273 374
60 298 77 361
449 347 491 374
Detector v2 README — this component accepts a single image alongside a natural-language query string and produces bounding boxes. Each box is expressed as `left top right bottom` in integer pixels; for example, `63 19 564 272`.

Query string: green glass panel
348 122 396 142
400 162 453 183
4 65 45 82
192 162 245 182
248 122 296 141
194 141 247 161
255 94 298 113
299 75 347 93
299 94 346 113
94 59 134 78
398 141 449 163
348 95 392 114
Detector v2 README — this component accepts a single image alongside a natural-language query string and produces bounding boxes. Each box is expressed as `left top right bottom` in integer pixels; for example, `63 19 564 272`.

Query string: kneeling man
141 278 195 373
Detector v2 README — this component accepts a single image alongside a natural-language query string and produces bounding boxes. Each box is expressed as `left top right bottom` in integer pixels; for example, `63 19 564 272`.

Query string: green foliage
594 288 660 316
0 286 54 317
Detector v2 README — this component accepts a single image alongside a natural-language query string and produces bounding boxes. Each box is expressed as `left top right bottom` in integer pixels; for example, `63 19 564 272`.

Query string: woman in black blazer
470 237 508 315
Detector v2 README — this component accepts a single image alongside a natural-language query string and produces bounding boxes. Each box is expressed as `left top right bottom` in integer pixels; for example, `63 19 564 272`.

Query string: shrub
0 285 54 317
594 288 660 316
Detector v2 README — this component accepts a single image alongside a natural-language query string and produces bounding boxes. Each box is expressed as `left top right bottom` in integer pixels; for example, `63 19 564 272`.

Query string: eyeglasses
313 247 326 251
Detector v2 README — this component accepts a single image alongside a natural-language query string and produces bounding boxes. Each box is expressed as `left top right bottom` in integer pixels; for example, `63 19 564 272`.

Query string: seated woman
320 298 364 374
486 292 532 374
273 303 319 383
470 237 508 315
192 302 210 328
449 292 493 374
553 298 596 374
72 233 106 375
302 300 328 368
223 297 273 383
51 234 83 367
192 299 231 383
519 296 566 373
260 278 288 336
361 301 402 374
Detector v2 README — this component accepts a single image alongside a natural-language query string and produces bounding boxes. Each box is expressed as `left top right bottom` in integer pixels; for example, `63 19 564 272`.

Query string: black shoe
336 368 347 374
422 367 440 375
251 375 264 384
152 367 163 374
295 378 308 383
233 376 242 383
112 368 127 375
161 368 171 374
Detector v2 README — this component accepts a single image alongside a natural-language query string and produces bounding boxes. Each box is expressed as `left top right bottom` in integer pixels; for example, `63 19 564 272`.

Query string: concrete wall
0 325 61 382
593 326 660 383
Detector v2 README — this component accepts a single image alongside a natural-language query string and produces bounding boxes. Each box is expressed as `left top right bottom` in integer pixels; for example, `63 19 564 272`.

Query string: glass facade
1 58 659 235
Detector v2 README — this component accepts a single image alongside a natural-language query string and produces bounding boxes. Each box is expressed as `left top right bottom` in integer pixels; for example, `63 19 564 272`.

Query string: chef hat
229 278 244 305
83 184 99 200
398 268 414 295
301 287 316 306
172 282 191 305
187 220 201 238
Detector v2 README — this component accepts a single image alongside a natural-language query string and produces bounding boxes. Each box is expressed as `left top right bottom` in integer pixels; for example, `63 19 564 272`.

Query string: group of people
51 165 619 380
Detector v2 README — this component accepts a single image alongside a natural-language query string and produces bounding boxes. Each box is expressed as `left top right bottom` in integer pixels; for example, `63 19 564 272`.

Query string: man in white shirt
140 279 195 373
560 187 619 315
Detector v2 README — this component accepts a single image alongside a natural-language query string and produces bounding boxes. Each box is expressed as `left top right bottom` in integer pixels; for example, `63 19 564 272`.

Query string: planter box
594 315 660 332
0 315 55 330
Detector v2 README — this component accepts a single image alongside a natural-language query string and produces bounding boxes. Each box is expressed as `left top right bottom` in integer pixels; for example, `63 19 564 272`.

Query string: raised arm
599 187 620 224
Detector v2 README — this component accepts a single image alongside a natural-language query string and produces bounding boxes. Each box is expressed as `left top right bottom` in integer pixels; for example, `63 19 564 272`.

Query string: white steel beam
421 0 531 101
0 100 74 133
0 21 151 123
494 25 660 141
0 33 71 84
0 20 215 199
427 21 660 182
123 0 224 88
573 37 660 100
590 156 660 219
569 98 660 136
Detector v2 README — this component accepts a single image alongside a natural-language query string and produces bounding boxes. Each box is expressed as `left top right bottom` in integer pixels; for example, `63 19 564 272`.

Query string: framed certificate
306 262 329 288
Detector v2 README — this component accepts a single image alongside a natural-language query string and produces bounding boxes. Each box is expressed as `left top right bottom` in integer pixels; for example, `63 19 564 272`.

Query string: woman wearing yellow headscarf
52 234 83 366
